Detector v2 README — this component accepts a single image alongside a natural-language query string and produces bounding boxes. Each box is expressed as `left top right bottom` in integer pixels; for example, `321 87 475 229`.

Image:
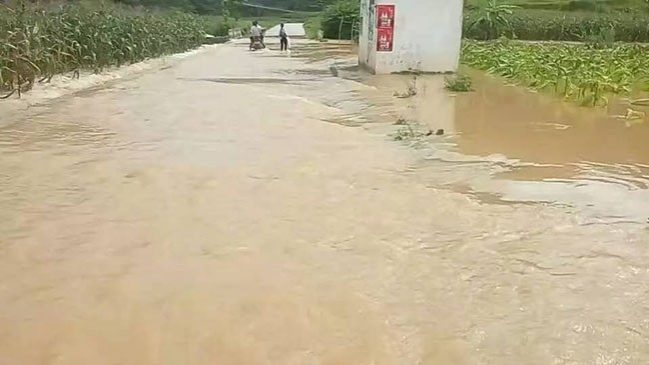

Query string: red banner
376 5 395 29
377 28 393 52
376 5 395 52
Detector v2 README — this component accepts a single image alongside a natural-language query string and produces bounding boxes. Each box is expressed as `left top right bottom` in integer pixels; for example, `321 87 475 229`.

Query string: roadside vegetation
303 0 649 109
445 74 474 92
0 0 327 98
464 7 649 42
0 2 224 97
462 40 649 105
461 1 649 107
312 0 649 41
4 0 649 108
319 0 359 40
465 0 647 11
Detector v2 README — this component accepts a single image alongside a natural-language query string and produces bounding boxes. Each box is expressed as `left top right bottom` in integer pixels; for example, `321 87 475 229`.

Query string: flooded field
292 41 649 224
1 39 648 365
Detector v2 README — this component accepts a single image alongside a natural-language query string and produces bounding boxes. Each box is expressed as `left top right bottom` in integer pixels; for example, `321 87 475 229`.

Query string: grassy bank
462 40 649 106
0 3 209 97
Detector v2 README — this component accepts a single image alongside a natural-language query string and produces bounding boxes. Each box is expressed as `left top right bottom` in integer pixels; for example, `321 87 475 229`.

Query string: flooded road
1 39 649 365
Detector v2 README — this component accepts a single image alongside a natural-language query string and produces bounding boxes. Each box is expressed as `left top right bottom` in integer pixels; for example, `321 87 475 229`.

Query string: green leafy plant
461 40 648 106
445 74 474 92
463 8 649 42
320 0 359 40
468 0 519 39
0 2 212 98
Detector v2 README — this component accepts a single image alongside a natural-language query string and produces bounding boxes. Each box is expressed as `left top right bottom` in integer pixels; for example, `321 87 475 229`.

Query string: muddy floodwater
1 39 649 365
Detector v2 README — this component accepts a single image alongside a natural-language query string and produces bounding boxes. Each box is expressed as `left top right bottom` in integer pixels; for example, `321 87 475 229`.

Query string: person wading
249 21 264 50
279 23 289 51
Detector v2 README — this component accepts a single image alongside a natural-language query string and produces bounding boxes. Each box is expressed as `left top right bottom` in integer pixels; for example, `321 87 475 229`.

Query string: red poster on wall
376 5 395 52
376 5 395 30
377 28 393 52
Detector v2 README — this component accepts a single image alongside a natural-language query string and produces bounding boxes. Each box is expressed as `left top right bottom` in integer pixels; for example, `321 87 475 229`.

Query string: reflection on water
1 40 649 365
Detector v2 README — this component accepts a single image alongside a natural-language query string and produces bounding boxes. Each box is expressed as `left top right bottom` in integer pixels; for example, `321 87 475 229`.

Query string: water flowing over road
1 39 649 365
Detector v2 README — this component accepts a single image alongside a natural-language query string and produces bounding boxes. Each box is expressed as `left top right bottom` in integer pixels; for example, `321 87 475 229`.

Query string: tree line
113 0 338 14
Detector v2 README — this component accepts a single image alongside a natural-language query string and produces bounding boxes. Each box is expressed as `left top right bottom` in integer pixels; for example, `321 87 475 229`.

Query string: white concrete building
358 0 464 74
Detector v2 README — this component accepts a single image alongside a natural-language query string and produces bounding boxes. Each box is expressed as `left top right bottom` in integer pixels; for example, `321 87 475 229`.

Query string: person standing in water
257 21 266 49
249 21 266 50
250 21 261 50
279 23 288 51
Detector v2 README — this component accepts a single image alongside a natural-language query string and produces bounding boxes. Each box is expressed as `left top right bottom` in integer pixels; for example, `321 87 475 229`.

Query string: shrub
320 0 360 40
200 16 231 36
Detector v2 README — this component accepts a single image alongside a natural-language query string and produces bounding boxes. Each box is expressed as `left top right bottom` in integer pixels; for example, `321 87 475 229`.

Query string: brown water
1 39 649 365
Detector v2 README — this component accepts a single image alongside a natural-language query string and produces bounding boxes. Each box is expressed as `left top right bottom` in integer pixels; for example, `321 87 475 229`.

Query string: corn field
464 9 649 42
0 3 207 98
461 40 649 106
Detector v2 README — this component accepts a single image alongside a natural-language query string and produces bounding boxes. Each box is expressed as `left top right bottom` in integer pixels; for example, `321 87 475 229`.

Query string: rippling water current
1 40 648 365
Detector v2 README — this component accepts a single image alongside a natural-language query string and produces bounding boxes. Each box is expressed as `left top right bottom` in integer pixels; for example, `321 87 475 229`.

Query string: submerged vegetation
445 74 474 92
0 3 208 97
462 40 649 106
460 1 649 109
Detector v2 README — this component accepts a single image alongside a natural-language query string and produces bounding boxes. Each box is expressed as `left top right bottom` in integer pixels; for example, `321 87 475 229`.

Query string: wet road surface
1 40 649 365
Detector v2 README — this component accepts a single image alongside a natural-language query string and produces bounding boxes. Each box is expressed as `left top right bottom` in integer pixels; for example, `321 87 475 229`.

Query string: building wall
358 0 377 71
358 0 370 66
359 0 463 74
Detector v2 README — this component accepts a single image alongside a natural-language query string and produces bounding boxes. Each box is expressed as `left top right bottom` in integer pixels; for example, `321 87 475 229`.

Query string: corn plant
464 9 649 42
1 2 209 98
461 40 649 106
468 0 519 40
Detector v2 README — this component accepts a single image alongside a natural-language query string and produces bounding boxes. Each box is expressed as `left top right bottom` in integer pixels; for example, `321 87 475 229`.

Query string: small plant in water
394 76 418 98
394 125 419 141
445 74 474 92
